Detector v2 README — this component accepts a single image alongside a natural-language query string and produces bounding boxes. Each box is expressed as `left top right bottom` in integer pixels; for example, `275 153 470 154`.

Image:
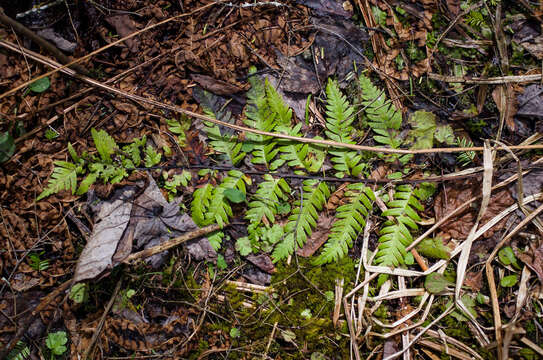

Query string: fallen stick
2 38 542 156
122 224 221 264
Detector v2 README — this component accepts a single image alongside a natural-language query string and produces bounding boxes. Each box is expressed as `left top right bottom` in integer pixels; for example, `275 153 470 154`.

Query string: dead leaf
74 187 135 282
191 74 245 96
518 244 543 284
75 176 199 281
464 271 483 292
185 237 217 262
36 28 77 53
297 0 352 17
297 214 335 257
246 254 275 274
492 85 517 132
520 35 543 59
517 84 543 119
446 0 461 16
106 15 139 53
434 181 514 239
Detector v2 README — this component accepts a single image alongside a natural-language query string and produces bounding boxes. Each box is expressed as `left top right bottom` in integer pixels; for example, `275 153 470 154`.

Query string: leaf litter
1 0 543 359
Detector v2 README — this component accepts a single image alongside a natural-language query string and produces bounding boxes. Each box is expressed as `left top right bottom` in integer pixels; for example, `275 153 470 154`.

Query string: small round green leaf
29 77 51 93
424 273 451 294
69 283 88 304
224 188 245 203
229 327 241 338
0 131 15 163
500 274 518 288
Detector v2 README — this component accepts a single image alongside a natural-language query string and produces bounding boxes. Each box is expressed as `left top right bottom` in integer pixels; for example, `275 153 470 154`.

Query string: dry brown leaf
434 181 514 239
492 85 518 132
297 214 335 257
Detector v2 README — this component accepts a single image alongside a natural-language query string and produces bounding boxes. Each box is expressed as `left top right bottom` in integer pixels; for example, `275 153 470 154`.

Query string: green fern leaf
91 128 117 163
324 79 363 177
375 184 423 268
191 183 213 227
207 170 250 227
456 137 476 166
358 75 402 149
6 341 30 360
122 135 146 168
265 79 292 126
208 231 224 251
246 175 291 238
76 172 98 195
275 124 326 173
314 184 375 265
144 145 162 167
192 171 250 228
272 180 329 262
37 161 81 200
244 70 280 169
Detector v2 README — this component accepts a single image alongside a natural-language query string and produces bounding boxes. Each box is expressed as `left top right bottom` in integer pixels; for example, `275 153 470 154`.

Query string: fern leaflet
91 128 117 163
272 180 329 262
246 175 291 239
375 184 423 268
191 183 213 227
191 171 250 228
359 75 402 149
244 70 282 169
37 161 81 200
314 184 375 265
265 79 292 127
276 124 325 174
6 341 30 360
324 79 363 178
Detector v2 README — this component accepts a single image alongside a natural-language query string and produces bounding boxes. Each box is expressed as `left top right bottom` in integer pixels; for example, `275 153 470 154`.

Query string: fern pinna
191 170 250 228
314 184 375 265
375 184 423 268
245 175 291 241
276 123 325 174
358 74 402 149
272 180 329 262
243 68 293 170
37 129 145 200
324 79 364 178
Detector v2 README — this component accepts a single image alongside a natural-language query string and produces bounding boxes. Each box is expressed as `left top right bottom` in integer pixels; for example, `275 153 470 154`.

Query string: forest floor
1 0 543 359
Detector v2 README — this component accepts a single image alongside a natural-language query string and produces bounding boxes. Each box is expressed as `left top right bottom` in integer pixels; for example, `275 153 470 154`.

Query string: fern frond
6 341 30 360
37 161 81 201
193 88 245 166
359 75 402 149
276 124 309 171
206 170 250 227
324 79 363 178
272 180 329 262
91 128 117 163
265 79 292 126
246 175 291 237
244 70 281 169
191 183 213 227
456 137 476 166
121 135 146 168
314 184 375 265
325 79 355 144
375 184 423 267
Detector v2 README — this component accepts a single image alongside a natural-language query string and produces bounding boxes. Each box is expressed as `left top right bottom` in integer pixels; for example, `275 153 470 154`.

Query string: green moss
206 257 359 357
